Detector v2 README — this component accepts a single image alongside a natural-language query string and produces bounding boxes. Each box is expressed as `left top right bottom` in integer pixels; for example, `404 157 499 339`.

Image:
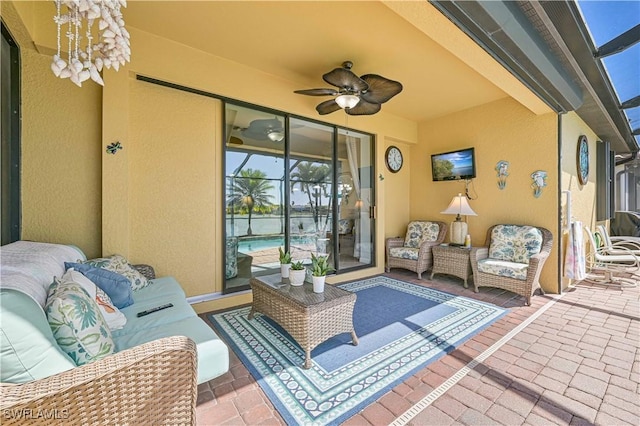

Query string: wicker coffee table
431 245 472 288
248 274 358 369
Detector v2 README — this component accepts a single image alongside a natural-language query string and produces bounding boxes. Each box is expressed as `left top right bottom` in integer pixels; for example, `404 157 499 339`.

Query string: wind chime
51 0 131 87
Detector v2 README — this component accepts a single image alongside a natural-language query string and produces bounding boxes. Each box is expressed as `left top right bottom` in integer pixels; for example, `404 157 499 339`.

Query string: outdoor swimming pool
237 235 317 253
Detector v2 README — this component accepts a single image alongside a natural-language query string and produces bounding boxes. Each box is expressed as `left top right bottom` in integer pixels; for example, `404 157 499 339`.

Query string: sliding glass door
223 103 375 292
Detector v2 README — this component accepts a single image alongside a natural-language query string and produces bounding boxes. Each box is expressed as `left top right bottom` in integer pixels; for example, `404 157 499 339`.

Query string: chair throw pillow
488 225 543 264
82 254 150 292
63 269 127 330
65 262 134 309
45 278 115 366
404 221 440 248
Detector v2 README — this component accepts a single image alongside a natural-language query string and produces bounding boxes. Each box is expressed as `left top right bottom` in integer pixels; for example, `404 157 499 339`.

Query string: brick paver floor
197 271 640 425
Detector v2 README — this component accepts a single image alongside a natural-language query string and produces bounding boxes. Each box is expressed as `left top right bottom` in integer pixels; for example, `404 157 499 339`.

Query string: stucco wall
413 98 560 294
2 2 102 258
560 112 600 289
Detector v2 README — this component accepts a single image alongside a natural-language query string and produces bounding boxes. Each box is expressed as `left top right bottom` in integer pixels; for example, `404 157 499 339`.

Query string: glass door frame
222 99 376 293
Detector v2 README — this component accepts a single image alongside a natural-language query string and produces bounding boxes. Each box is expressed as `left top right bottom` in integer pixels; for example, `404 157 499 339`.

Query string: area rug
208 276 507 425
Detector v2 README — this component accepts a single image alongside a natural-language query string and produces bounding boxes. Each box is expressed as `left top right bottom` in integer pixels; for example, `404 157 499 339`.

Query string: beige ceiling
123 1 510 123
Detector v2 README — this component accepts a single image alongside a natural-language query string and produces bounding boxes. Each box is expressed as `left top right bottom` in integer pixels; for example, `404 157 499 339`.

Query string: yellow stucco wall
559 112 600 289
2 2 102 258
412 98 560 293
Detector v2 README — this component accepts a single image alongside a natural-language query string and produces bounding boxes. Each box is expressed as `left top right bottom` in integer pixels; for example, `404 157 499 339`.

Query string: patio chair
470 224 553 305
596 224 640 256
584 227 639 288
385 221 447 279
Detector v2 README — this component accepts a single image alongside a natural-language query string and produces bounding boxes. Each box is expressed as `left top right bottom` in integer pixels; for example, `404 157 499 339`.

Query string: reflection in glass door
336 129 374 269
223 103 375 293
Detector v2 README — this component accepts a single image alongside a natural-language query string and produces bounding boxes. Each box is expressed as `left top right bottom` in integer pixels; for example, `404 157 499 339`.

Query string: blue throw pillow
64 262 133 309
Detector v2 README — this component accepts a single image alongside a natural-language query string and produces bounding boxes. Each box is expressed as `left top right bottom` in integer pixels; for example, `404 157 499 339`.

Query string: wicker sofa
0 241 229 424
385 221 448 279
470 224 553 305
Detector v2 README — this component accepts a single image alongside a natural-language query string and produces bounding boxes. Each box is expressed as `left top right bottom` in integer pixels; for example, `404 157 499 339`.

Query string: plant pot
280 263 291 279
289 269 306 286
312 275 325 293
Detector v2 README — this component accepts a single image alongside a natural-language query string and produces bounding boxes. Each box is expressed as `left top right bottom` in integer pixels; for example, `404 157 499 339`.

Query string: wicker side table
431 245 472 288
249 274 358 369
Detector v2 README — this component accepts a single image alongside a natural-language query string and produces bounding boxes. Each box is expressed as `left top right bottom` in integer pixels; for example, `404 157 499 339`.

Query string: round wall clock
577 135 589 185
385 145 403 173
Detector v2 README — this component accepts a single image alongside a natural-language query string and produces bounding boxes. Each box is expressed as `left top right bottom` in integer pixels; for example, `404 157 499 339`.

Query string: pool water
237 235 316 253
238 237 284 252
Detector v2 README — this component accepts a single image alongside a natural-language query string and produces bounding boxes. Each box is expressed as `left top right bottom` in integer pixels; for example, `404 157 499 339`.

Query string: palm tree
227 169 274 236
290 162 331 232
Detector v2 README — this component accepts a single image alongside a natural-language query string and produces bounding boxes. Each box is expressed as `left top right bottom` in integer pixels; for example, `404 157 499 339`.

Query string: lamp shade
441 193 477 218
441 193 477 245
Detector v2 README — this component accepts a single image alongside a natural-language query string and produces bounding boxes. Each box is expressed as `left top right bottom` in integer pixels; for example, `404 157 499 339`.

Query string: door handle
369 206 377 219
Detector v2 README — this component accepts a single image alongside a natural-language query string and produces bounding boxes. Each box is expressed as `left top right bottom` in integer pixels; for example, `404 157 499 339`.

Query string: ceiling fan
241 118 285 142
294 61 403 116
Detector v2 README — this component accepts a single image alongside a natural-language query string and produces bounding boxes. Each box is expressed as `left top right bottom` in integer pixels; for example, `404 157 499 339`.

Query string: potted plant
310 253 332 293
278 247 292 279
288 260 306 286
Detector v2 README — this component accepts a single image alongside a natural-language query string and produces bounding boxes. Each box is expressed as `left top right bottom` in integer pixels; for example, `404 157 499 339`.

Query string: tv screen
431 148 476 181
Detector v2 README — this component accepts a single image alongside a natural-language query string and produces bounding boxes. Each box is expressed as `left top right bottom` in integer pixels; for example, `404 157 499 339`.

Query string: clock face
385 146 403 173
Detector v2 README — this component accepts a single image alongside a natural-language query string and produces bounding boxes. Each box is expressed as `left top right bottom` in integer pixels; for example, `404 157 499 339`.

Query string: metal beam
621 95 640 110
596 24 640 58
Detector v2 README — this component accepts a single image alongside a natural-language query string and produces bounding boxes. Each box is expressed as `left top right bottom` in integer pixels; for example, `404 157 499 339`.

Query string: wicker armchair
0 336 197 425
470 224 553 305
385 221 448 279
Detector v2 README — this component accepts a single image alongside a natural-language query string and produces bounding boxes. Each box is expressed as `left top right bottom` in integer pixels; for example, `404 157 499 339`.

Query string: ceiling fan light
267 130 284 142
335 94 360 109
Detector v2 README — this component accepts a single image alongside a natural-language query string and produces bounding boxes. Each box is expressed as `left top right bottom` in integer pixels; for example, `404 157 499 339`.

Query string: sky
577 0 640 145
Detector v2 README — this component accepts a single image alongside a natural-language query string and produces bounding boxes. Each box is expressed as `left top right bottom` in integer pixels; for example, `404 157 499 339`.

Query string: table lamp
441 193 477 245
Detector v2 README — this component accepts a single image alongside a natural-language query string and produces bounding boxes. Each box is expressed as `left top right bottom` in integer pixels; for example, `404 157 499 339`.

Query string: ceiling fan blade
345 99 381 116
246 118 283 132
294 88 339 96
359 74 403 104
316 99 342 115
323 67 369 92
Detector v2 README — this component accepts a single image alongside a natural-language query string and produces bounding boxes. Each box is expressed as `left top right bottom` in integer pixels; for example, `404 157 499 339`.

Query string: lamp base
450 221 468 245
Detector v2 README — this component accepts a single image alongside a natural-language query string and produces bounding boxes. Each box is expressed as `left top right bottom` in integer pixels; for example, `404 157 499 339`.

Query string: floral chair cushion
226 237 238 279
477 259 528 281
338 219 354 234
83 254 150 292
45 278 115 365
404 221 440 248
389 247 419 261
488 225 543 264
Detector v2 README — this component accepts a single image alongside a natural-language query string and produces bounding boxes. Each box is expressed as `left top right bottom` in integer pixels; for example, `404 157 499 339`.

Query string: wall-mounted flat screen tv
431 147 476 181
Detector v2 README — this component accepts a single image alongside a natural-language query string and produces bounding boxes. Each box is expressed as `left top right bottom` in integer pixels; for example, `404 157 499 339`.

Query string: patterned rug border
209 275 507 425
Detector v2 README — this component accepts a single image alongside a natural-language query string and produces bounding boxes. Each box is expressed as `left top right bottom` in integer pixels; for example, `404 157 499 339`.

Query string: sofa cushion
63 269 127 330
45 278 116 365
132 276 186 304
83 254 150 291
404 221 440 248
488 225 543 264
0 289 76 383
389 247 419 261
66 262 134 309
477 258 529 281
113 316 229 384
112 293 198 338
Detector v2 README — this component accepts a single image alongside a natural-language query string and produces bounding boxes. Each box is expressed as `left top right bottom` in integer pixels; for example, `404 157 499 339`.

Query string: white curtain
346 137 361 258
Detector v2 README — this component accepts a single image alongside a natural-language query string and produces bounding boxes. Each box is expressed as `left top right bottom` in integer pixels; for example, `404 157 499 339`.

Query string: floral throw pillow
45 278 115 365
83 254 150 292
489 225 543 264
63 269 127 330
